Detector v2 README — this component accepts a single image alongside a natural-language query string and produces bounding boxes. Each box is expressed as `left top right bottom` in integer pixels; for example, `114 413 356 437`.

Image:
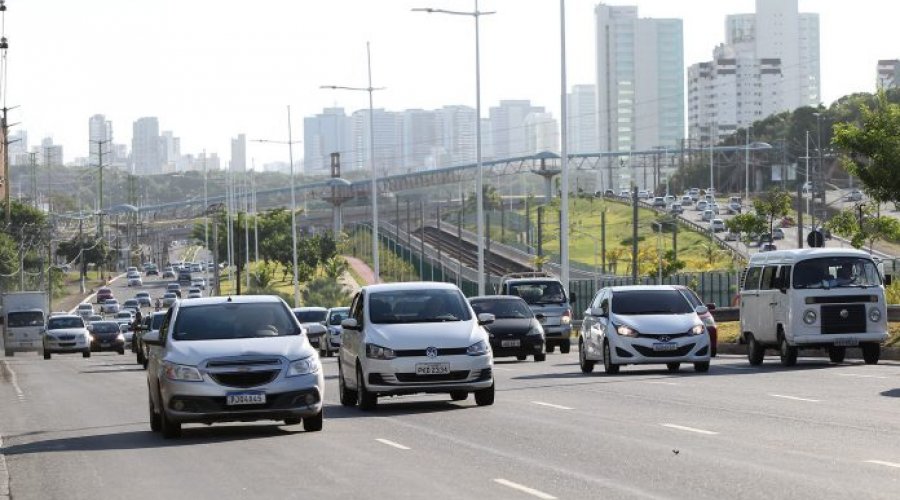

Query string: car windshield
91 322 120 334
137 293 149 298
116 313 131 318
328 310 350 325
7 311 44 327
611 290 694 315
105 300 117 304
506 281 566 305
164 293 176 299
793 257 881 289
294 310 327 323
470 299 533 319
47 317 83 329
369 289 472 324
172 302 299 341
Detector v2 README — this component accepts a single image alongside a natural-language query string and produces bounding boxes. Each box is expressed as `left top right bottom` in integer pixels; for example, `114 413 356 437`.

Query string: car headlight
163 362 203 382
287 356 320 377
116 333 124 341
616 324 638 337
366 343 396 360
701 315 716 327
869 307 882 322
467 340 490 356
690 324 705 336
803 309 817 325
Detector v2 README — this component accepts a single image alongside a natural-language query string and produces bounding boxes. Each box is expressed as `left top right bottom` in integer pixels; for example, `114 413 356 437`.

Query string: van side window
776 266 792 289
742 267 763 291
761 266 779 290
350 292 364 325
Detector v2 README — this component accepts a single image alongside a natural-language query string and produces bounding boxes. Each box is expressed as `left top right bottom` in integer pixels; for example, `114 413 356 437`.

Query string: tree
826 206 900 250
832 91 900 204
752 188 792 234
302 277 351 308
725 213 767 246
323 257 348 279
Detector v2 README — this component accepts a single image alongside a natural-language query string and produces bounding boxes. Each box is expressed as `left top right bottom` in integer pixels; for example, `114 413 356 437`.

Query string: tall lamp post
321 42 385 283
413 2 494 295
559 0 570 294
252 106 302 307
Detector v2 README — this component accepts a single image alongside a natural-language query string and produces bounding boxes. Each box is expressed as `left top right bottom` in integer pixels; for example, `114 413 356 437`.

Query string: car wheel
862 343 881 365
534 353 546 362
666 362 681 373
474 382 495 406
546 344 555 354
602 340 619 375
450 391 468 401
356 364 377 411
303 410 323 432
694 361 710 373
158 391 181 439
83 350 91 358
3 349 12 357
579 339 595 374
338 361 357 407
747 335 765 366
559 342 571 354
779 337 798 367
149 393 161 432
118 348 125 355
828 346 846 364
516 354 527 361
43 351 51 360
137 350 145 365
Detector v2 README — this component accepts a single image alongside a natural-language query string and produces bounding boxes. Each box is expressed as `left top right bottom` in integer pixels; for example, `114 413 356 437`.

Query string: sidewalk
344 256 376 286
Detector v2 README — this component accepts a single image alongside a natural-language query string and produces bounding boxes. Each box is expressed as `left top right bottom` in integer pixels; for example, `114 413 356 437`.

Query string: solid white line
0 361 23 400
644 381 680 386
661 423 719 435
865 460 900 469
494 479 557 500
375 438 410 450
836 373 888 380
531 401 574 411
769 394 821 403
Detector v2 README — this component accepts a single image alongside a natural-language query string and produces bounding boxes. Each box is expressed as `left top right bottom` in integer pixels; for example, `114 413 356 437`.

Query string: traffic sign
807 230 825 248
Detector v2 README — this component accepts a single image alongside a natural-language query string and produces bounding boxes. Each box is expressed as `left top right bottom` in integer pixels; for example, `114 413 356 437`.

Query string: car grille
821 305 866 335
206 357 282 368
57 335 76 341
393 347 468 357
807 295 877 305
168 389 319 413
394 370 471 383
633 344 695 358
210 371 279 388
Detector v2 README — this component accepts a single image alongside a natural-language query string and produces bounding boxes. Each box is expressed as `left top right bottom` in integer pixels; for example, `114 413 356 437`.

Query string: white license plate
501 339 521 348
834 338 859 347
226 392 266 406
415 363 450 376
652 342 678 352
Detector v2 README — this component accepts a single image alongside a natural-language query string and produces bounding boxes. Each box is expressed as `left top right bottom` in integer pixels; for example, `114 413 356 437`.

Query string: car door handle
769 302 778 306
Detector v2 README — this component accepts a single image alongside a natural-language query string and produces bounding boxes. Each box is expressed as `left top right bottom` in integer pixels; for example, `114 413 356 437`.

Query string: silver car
143 296 324 438
321 307 350 357
292 307 328 349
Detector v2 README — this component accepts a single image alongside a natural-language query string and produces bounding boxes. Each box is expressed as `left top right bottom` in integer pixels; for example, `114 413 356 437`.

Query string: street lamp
252 106 302 307
413 2 494 296
321 41 384 283
559 0 571 295
743 139 773 200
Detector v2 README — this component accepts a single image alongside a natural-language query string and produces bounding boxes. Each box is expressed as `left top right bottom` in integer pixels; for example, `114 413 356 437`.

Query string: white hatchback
338 282 495 410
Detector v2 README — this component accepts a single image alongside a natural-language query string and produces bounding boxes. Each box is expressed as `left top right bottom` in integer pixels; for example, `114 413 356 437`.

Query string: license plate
501 339 521 348
415 363 450 376
652 342 678 352
834 338 859 347
226 392 266 406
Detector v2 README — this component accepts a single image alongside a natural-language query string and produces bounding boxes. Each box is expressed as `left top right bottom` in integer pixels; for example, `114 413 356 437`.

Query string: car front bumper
489 336 543 357
364 355 493 395
44 338 90 353
792 332 887 348
91 338 125 351
609 334 711 364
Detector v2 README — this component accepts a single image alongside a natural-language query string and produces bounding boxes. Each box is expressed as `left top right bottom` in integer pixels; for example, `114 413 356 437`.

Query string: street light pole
413 2 494 295
559 0 570 294
744 128 750 200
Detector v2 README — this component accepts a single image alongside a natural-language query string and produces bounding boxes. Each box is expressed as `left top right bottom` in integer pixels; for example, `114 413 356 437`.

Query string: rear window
294 310 327 323
328 309 350 325
470 299 533 319
611 290 693 315
91 322 120 334
48 317 84 329
172 302 299 341
506 281 566 305
7 311 44 327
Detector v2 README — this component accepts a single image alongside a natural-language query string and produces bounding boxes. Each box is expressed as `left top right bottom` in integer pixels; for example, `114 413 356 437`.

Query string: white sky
8 0 897 166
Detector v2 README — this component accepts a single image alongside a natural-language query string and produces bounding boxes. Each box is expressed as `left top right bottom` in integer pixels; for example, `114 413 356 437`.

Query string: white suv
338 282 495 410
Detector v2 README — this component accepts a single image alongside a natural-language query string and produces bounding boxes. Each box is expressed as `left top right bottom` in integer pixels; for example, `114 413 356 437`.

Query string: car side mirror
569 292 577 305
705 303 717 311
142 331 162 347
588 307 604 318
535 313 546 321
477 313 495 326
341 318 359 331
695 306 709 315
885 274 893 286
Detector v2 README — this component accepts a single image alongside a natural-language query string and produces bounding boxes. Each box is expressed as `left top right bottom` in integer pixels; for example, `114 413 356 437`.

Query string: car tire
559 342 571 354
579 339 595 374
149 393 161 432
602 340 619 375
118 348 125 355
747 335 765 366
160 408 181 439
534 353 546 362
516 354 527 361
450 391 468 401
3 349 12 357
546 344 555 354
694 361 710 373
338 361 356 407
137 350 145 366
666 362 681 373
474 382 495 406
779 337 798 367
828 346 846 364
356 364 377 411
862 343 881 365
83 350 91 358
43 351 51 360
303 410 323 432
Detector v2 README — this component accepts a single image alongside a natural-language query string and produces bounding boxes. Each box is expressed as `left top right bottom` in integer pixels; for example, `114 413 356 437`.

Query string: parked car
143 295 324 437
320 307 350 357
100 299 120 315
338 282 495 410
292 307 328 349
579 286 712 374
43 315 91 359
89 320 126 354
469 296 546 362
96 287 113 304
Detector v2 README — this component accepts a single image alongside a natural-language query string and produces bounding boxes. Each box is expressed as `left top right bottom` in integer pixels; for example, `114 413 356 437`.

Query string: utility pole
90 139 111 239
631 185 638 282
600 208 606 274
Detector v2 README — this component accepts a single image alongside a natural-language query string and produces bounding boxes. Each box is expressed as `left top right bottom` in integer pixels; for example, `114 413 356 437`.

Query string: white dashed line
531 401 574 411
375 438 410 450
661 423 719 435
494 479 557 500
865 460 900 469
769 394 821 403
835 373 888 380
644 381 680 386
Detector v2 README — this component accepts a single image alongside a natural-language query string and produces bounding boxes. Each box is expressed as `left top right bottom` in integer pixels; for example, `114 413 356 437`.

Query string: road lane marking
0 432 8 498
644 381 680 386
531 401 573 410
836 373 888 380
375 438 410 450
0 361 24 401
494 479 557 500
661 424 719 435
865 460 900 469
769 394 821 403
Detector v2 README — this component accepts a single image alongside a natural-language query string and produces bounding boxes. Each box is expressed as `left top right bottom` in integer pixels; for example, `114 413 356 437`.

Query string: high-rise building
689 0 820 144
567 84 598 154
437 105 477 166
524 112 559 154
350 108 402 175
402 109 441 170
489 100 546 159
595 4 684 152
9 130 27 166
877 60 900 90
160 131 181 169
88 114 113 167
304 108 352 173
132 117 161 175
230 134 247 172
38 137 64 166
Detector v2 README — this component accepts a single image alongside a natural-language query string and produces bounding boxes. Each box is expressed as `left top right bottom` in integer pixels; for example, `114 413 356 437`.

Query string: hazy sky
8 0 897 166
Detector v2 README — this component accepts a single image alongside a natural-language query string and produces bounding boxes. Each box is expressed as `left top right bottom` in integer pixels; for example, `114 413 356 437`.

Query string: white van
739 249 888 366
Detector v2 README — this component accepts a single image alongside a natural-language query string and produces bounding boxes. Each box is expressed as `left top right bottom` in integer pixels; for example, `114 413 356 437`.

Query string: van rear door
5 310 45 352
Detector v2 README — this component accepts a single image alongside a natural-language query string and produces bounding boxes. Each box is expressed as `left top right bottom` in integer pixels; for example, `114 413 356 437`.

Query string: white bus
739 248 888 366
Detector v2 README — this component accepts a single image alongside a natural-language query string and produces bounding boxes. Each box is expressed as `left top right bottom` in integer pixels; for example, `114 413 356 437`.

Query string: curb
717 342 900 361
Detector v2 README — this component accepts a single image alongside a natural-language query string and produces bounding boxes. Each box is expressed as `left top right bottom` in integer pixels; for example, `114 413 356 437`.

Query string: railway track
416 226 532 277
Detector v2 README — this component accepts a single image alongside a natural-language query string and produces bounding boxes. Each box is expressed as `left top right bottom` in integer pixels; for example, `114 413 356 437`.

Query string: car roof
105 298 118 302
293 307 327 312
604 285 682 293
49 315 81 320
748 247 873 265
362 281 462 293
176 295 286 308
327 307 350 312
469 295 528 303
